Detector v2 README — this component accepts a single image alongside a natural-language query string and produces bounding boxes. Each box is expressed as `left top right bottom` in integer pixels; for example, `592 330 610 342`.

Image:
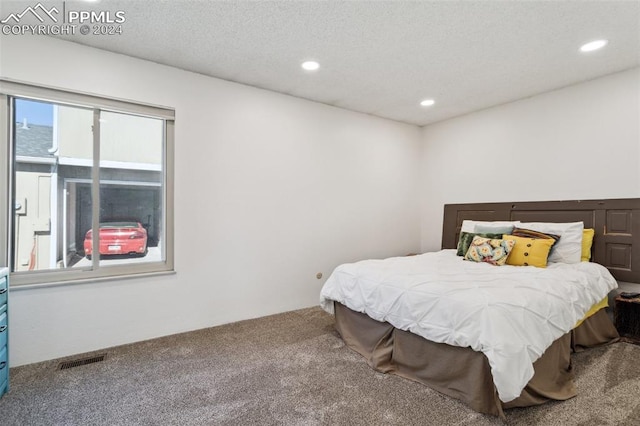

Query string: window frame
0 79 175 287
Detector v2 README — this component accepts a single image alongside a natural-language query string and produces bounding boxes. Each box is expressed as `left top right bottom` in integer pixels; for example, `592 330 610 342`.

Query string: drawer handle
0 362 5 369
0 326 6 332
0 289 6 295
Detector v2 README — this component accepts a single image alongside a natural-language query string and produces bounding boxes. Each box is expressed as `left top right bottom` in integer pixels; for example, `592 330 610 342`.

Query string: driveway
73 246 162 267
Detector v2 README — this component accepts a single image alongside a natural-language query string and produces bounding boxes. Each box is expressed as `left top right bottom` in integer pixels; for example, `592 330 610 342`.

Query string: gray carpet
0 307 639 425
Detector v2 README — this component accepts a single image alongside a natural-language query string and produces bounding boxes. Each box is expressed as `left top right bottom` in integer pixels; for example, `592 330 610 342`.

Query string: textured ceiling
49 0 640 126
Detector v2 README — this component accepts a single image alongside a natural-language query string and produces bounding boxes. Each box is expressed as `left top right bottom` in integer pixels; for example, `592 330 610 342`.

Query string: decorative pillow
517 222 584 264
475 224 515 235
581 228 595 262
511 227 560 249
456 232 503 256
464 236 515 266
503 235 555 268
460 220 521 233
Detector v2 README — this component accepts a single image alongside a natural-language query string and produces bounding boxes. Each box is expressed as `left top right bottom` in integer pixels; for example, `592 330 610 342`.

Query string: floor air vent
58 354 106 370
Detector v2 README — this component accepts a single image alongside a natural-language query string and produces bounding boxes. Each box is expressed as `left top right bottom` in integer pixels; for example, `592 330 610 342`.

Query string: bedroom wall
420 67 640 252
0 36 422 366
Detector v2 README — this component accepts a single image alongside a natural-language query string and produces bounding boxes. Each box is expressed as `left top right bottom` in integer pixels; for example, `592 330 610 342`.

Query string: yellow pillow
581 228 595 262
503 235 555 268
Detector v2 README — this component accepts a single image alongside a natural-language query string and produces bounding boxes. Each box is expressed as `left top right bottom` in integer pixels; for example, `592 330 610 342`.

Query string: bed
320 198 640 417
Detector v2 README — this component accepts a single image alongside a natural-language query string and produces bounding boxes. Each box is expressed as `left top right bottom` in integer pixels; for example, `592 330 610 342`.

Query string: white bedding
319 249 617 402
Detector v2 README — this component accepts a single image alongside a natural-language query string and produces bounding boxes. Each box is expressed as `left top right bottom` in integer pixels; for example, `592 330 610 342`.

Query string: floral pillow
464 236 516 266
456 231 503 256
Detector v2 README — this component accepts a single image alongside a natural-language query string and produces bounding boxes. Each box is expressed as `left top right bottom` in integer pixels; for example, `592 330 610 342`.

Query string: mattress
320 249 618 402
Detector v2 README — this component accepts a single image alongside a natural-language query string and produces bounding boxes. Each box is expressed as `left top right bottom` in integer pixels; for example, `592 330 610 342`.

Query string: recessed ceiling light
301 61 320 71
420 99 435 107
580 39 608 53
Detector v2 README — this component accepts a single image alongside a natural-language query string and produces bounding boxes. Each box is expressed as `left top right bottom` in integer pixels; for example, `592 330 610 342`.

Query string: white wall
0 36 422 366
420 68 640 252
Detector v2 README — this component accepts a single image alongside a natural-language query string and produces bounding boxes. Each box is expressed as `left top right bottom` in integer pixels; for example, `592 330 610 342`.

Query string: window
0 80 174 286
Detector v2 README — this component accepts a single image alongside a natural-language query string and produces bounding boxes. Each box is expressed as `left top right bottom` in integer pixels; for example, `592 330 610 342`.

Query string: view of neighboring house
14 101 163 271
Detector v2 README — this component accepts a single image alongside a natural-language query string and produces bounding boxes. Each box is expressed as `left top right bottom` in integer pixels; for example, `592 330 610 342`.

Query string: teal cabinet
0 267 7 398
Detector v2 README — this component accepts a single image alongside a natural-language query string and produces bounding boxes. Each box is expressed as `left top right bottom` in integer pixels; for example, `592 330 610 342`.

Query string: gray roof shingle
15 122 54 158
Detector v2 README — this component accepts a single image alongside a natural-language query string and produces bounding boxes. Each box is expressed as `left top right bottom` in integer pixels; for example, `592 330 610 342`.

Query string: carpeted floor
0 307 639 425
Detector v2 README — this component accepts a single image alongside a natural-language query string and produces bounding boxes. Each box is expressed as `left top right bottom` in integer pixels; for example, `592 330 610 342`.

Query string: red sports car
84 222 148 259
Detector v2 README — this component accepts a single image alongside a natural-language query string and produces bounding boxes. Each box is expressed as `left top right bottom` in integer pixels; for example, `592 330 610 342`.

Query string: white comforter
319 250 617 402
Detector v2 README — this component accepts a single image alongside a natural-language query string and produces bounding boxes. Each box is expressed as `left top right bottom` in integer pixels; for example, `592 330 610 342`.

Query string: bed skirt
334 302 619 417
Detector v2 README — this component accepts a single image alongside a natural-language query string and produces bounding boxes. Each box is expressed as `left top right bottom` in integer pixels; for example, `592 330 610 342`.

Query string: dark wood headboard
442 198 640 284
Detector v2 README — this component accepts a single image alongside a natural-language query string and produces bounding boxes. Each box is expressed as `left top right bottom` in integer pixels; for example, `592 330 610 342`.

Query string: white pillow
460 220 521 233
518 221 584 264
